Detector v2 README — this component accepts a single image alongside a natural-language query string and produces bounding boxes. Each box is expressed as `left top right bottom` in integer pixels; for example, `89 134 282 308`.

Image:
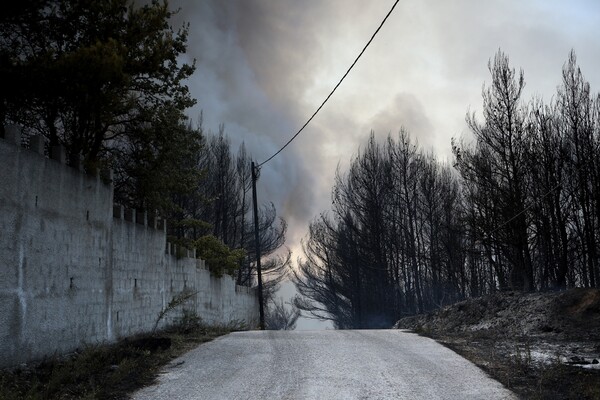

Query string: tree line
0 1 288 303
293 50 600 329
168 126 290 298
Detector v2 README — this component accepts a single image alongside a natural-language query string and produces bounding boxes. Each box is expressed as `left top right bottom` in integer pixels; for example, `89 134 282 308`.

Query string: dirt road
133 330 515 400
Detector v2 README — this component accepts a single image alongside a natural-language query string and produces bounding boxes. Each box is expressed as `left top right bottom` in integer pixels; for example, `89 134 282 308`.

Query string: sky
170 0 600 329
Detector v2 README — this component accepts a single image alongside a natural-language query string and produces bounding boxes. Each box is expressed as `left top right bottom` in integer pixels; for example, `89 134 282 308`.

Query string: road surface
133 330 516 399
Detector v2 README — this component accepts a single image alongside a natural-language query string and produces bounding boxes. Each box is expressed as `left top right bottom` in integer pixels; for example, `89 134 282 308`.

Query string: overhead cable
257 0 401 168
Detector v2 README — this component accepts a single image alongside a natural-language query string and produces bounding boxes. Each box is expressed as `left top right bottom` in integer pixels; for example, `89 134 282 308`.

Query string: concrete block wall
0 133 258 368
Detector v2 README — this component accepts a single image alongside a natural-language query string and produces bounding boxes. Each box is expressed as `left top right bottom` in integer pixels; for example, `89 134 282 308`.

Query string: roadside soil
0 323 238 400
395 288 600 399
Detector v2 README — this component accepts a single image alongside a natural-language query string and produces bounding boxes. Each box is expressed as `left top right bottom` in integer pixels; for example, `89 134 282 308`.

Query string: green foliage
195 235 245 277
166 239 192 259
1 0 198 214
168 218 213 246
114 109 204 214
170 218 212 231
1 0 195 152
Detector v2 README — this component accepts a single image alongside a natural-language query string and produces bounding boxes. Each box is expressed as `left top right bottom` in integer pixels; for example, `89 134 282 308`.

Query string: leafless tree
265 299 301 330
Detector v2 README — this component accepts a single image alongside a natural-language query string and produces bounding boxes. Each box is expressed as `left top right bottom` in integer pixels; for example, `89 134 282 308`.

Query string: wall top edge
1 126 113 186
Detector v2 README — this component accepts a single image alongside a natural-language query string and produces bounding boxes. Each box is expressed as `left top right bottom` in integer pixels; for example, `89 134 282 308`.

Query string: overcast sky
171 0 600 329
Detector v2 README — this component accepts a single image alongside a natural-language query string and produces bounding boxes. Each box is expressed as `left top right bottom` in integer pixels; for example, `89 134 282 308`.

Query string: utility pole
251 161 265 330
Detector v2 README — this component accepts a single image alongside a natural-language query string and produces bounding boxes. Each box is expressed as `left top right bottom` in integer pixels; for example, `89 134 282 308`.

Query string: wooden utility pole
251 161 265 330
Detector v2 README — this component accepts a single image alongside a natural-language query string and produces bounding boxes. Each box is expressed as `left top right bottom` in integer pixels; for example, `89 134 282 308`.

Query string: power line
257 0 401 168
250 1 400 319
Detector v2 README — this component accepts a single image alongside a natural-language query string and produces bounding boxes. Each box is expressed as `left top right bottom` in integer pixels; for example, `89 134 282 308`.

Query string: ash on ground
395 288 600 399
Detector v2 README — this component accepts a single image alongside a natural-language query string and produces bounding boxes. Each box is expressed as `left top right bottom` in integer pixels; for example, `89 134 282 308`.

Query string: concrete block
113 204 124 219
51 145 67 164
100 169 113 184
124 208 136 223
77 153 84 172
3 125 22 145
29 135 46 155
136 210 146 226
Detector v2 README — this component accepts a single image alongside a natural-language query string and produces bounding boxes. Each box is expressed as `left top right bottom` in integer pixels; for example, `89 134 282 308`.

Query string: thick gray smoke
170 0 322 249
169 0 600 329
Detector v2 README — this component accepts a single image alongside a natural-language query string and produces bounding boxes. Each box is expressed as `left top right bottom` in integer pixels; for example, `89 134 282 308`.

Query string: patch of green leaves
195 235 245 277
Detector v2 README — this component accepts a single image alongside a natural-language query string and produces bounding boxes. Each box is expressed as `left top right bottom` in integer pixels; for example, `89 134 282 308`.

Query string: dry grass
398 289 600 399
426 332 600 400
0 321 243 400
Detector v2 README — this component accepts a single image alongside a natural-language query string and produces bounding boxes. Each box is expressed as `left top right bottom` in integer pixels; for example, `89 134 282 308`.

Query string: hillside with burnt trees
293 50 600 329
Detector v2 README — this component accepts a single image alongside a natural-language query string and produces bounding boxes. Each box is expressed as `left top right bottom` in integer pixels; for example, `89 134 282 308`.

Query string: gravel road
133 330 516 399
